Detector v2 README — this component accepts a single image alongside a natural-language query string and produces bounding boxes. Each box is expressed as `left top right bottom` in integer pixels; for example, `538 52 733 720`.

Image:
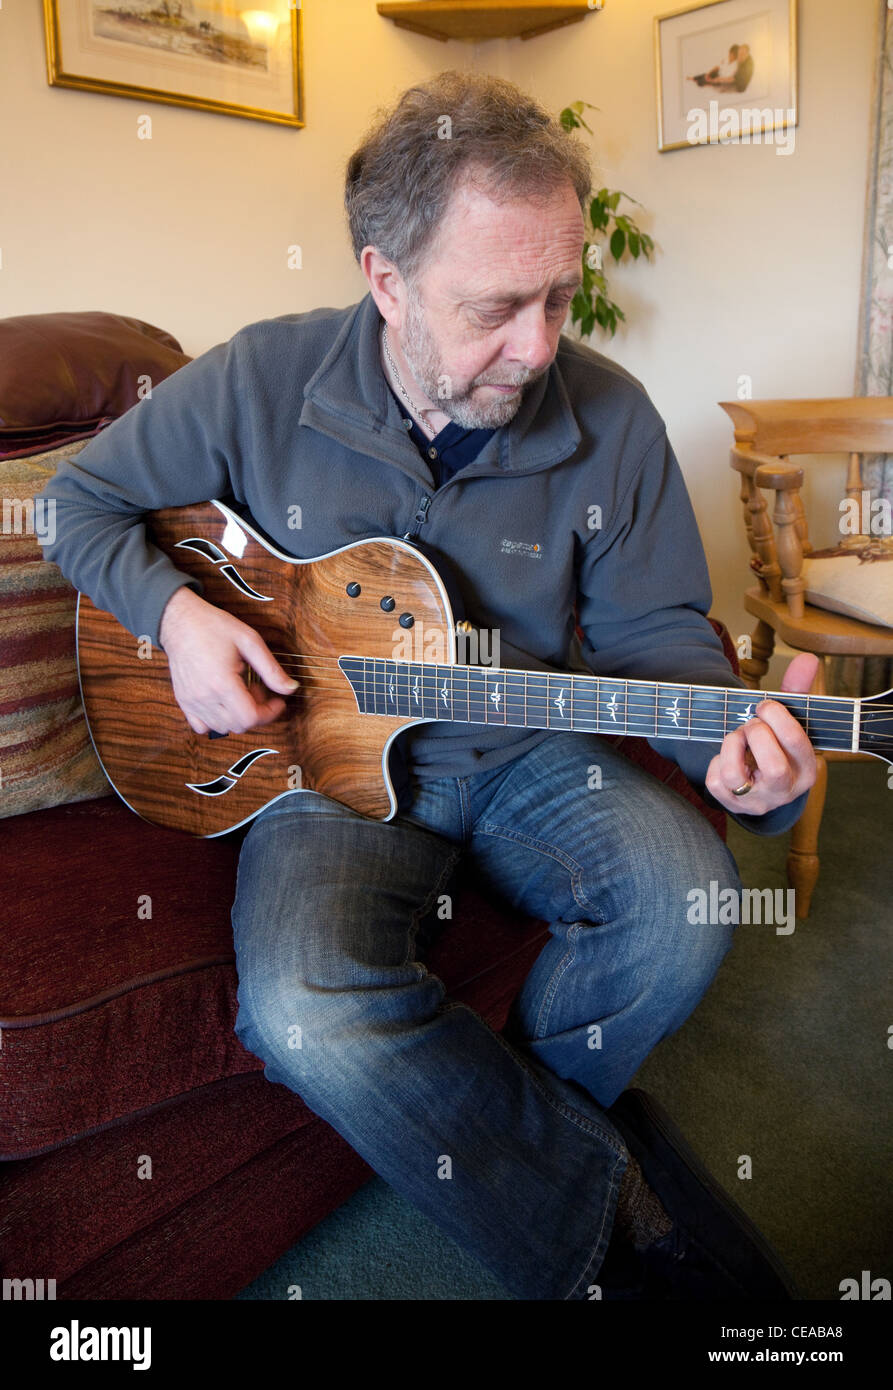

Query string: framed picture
43 1 304 128
655 0 797 153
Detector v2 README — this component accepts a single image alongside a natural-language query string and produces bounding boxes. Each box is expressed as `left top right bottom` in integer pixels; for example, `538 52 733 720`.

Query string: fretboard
338 656 862 754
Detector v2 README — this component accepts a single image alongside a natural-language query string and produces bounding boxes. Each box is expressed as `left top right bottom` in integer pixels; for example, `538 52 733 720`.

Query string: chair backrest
721 397 893 548
718 398 893 455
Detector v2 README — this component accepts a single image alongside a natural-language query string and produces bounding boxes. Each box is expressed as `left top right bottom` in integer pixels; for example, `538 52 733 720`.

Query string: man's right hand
158 586 299 736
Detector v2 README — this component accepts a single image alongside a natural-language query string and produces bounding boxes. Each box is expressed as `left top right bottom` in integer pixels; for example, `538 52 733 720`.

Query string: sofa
0 312 732 1299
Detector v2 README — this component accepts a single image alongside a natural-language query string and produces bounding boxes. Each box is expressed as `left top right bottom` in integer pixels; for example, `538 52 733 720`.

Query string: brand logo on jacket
500 539 543 559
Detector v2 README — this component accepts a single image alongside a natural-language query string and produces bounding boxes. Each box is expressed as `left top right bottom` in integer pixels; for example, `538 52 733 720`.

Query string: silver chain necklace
382 323 435 438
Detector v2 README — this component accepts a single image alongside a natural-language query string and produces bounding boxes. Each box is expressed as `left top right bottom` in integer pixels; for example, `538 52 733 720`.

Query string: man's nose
504 305 556 372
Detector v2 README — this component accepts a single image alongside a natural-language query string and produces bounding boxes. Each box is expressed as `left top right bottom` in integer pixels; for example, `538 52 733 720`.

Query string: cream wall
0 0 880 665
505 0 880 669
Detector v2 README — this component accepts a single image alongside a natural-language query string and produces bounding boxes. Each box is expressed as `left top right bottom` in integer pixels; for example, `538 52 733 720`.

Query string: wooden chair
718 397 893 917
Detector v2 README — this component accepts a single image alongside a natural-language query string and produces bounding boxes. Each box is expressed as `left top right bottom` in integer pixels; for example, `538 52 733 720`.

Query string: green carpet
237 759 892 1300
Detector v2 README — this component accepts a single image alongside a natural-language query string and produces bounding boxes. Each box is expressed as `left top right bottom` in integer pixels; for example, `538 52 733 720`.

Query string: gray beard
399 289 546 431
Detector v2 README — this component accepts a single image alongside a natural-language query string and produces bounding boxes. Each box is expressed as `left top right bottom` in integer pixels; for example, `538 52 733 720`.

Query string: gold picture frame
43 1 304 129
655 0 797 153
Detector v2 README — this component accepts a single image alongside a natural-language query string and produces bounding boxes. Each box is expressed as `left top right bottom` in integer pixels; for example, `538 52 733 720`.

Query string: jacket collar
298 292 582 480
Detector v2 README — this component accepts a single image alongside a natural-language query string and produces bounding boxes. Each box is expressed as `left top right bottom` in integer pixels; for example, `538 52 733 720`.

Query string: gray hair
344 70 592 284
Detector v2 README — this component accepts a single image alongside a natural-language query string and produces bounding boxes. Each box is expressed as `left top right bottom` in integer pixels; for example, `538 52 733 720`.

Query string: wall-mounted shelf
377 1 601 44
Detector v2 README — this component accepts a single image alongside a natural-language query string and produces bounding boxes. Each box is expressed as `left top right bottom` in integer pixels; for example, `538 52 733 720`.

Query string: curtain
849 0 893 697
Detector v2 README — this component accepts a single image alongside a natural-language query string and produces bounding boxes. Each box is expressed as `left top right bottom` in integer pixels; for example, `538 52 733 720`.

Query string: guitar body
77 500 455 836
78 499 893 838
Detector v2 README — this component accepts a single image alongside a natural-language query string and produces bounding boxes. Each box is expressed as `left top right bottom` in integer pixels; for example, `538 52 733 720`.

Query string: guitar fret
336 660 879 766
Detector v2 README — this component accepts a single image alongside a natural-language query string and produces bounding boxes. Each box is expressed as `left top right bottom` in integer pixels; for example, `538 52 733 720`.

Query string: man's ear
361 247 408 330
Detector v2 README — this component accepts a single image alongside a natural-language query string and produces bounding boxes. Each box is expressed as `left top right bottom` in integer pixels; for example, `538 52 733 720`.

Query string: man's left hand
705 653 820 816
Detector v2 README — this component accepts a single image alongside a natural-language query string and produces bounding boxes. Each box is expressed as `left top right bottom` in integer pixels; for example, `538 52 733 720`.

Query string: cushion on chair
0 311 191 458
801 540 893 629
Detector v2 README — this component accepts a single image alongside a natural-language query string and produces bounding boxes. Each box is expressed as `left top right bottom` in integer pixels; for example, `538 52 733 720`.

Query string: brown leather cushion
0 312 190 457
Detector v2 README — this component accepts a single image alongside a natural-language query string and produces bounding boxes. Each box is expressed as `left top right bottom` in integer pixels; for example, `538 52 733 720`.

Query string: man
41 71 816 1300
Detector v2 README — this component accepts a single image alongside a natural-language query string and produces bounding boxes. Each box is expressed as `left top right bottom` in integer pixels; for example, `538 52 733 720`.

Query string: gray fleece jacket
39 291 807 835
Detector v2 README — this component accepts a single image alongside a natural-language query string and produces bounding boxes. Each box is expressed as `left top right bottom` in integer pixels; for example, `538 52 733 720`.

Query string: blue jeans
231 731 740 1299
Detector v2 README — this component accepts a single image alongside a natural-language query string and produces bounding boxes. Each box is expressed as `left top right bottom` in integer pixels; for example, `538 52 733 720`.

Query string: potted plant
559 101 656 339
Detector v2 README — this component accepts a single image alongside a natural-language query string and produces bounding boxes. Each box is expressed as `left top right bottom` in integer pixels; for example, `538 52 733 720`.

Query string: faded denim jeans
231 731 740 1300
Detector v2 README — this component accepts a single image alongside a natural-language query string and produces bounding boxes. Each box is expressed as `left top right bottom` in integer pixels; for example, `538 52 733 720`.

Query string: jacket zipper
403 493 431 542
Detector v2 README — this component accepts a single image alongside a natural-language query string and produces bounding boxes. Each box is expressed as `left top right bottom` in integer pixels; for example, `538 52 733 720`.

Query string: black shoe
598 1088 799 1299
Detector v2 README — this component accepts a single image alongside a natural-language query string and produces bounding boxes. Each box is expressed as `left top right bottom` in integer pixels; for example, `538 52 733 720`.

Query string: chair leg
739 619 775 688
787 753 827 919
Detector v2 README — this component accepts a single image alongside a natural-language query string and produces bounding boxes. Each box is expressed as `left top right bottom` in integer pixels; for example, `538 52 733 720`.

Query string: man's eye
476 296 573 328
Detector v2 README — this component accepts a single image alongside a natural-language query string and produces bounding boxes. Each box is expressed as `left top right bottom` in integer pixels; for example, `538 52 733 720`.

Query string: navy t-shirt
385 380 495 487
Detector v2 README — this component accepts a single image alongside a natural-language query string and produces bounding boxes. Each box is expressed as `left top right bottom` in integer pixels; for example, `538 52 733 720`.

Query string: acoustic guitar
76 499 893 837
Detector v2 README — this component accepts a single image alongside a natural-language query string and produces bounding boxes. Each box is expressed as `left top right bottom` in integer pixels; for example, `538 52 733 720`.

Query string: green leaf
559 99 598 135
589 198 609 231
607 191 621 211
628 231 640 258
610 227 626 260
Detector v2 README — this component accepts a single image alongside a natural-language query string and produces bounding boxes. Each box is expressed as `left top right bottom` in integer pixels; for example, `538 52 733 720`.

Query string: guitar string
266 651 893 711
264 653 893 718
264 657 893 721
242 656 893 737
244 684 893 747
241 684 893 743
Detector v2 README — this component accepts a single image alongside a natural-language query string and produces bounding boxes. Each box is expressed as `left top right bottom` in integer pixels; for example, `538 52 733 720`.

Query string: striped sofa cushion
0 439 109 819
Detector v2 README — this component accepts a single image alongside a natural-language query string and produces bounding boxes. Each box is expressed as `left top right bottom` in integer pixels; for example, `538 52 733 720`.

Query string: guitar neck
338 656 863 754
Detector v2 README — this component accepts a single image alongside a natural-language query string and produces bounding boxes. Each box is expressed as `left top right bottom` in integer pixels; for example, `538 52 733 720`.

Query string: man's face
398 177 585 430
